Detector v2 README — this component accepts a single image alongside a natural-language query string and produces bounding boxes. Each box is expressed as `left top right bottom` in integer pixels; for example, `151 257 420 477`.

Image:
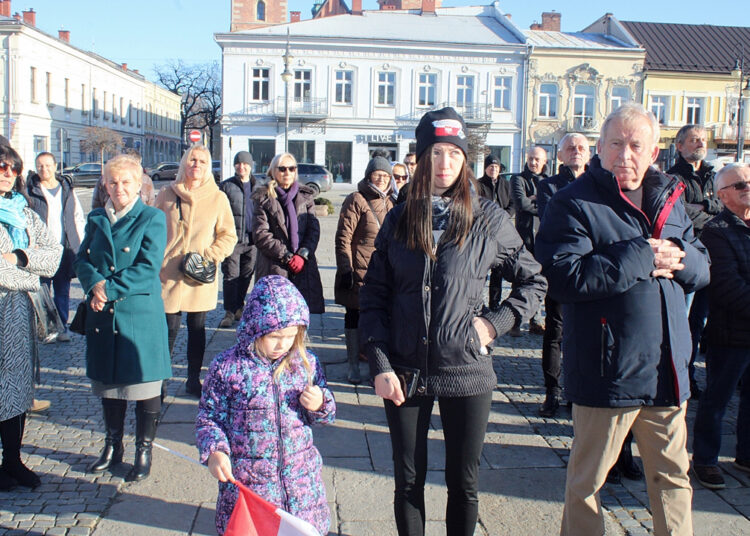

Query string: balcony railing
398 101 493 124
274 97 328 119
715 123 750 144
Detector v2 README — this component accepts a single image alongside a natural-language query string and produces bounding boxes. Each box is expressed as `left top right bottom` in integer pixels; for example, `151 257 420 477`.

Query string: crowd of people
0 100 748 536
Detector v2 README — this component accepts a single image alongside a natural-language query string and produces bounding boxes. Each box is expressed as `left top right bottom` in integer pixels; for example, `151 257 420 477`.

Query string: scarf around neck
275 181 300 253
0 191 29 249
431 195 451 249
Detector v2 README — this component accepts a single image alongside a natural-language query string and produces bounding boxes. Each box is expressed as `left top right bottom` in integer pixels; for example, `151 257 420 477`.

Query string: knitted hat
365 155 392 178
415 107 469 161
233 151 253 166
484 154 501 169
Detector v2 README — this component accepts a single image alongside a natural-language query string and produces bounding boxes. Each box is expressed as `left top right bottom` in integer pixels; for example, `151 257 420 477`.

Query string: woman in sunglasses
252 153 324 314
335 155 395 383
0 145 62 490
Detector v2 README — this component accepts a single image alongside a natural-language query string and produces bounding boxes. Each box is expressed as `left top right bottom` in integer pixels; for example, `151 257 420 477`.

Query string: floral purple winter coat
195 275 336 535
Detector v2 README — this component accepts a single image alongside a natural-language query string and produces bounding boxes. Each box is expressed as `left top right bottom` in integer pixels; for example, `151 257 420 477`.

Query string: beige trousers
561 403 693 536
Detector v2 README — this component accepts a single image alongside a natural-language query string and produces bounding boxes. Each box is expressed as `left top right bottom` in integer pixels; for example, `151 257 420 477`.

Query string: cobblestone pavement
1 185 749 535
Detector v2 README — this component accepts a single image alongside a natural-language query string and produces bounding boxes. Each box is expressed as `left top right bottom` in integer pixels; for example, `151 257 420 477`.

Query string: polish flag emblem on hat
432 119 466 139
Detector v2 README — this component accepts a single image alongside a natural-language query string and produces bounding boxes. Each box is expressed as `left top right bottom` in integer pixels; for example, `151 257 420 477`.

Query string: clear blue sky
22 0 750 83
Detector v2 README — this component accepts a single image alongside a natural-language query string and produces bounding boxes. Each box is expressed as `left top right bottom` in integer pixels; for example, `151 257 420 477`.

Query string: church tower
231 0 288 31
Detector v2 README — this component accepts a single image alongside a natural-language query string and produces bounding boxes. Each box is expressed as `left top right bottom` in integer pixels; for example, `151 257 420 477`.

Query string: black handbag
181 252 216 284
175 196 216 284
69 301 87 335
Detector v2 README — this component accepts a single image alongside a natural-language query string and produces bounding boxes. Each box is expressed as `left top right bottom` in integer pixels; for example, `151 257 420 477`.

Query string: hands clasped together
647 238 686 279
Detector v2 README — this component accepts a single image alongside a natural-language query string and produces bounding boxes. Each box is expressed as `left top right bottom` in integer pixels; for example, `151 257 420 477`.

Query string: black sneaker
693 464 725 490
539 393 561 418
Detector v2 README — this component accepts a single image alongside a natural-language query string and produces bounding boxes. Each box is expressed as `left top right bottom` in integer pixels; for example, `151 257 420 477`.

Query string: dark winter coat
667 155 721 236
535 157 710 408
702 208 750 348
74 200 172 385
537 165 579 221
510 166 546 253
219 174 255 245
334 178 393 310
359 195 547 397
477 174 513 215
26 174 85 280
252 184 325 314
195 275 335 535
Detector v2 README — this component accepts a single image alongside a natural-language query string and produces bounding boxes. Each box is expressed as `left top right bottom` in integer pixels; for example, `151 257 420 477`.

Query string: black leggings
166 311 207 368
384 391 492 536
102 396 161 414
344 307 360 329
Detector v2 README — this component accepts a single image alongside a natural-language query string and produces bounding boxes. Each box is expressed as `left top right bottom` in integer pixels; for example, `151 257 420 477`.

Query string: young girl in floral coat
195 275 335 535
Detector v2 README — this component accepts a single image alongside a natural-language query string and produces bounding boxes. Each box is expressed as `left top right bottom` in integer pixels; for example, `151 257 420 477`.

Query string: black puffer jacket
359 195 547 397
535 157 710 408
667 156 721 236
537 165 578 221
702 208 750 347
219 175 255 244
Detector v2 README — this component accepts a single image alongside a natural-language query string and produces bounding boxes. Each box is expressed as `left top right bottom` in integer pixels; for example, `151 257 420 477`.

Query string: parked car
61 163 102 187
250 163 332 195
147 162 179 181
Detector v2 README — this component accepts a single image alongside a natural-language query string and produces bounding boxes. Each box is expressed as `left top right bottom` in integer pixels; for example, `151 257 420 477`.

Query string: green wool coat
74 200 172 385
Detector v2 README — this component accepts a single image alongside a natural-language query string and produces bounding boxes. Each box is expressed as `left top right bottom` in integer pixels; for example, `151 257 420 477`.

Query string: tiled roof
622 21 750 73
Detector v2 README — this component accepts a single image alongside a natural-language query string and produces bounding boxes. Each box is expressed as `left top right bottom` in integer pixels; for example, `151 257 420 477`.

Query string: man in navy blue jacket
536 103 709 536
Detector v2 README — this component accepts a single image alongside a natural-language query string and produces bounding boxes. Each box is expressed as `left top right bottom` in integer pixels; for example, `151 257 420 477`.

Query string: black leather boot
1 413 40 489
616 433 644 481
89 399 126 473
185 353 203 398
125 408 160 482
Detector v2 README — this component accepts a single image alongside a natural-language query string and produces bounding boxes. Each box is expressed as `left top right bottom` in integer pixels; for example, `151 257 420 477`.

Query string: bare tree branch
81 126 123 167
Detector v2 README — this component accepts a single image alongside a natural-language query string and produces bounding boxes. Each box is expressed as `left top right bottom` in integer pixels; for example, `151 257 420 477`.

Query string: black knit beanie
415 107 469 161
484 154 501 169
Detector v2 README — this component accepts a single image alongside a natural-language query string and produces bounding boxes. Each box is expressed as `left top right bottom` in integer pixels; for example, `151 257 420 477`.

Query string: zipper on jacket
600 317 608 377
271 379 289 510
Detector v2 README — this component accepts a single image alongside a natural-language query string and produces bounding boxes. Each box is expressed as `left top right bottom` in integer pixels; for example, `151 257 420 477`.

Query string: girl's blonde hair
256 325 313 383
265 152 298 199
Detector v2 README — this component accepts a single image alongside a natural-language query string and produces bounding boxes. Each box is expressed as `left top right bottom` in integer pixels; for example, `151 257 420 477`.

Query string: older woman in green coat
74 154 171 482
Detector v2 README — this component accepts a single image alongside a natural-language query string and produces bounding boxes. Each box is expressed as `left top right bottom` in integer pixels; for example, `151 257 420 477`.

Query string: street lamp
281 30 294 153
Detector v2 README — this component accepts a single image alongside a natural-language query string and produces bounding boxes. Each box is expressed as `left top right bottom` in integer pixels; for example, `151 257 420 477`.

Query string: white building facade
216 4 530 183
0 13 181 169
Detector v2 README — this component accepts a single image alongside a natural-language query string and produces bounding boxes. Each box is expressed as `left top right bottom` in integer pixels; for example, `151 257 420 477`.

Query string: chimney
421 0 435 14
133 69 139 74
541 11 560 31
121 63 128 70
351 0 362 15
21 7 34 26
505 13 511 20
290 10 300 22
13 12 20 21
0 1 9 18
58 29 70 42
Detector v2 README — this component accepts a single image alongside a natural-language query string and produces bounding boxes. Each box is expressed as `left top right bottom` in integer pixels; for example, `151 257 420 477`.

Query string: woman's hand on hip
207 451 235 483
374 372 405 406
472 317 497 347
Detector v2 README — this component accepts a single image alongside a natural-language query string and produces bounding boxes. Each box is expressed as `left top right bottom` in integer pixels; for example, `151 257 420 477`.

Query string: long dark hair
0 145 27 201
394 144 474 260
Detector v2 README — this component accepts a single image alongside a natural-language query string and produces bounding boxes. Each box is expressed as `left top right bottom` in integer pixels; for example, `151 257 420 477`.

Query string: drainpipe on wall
519 44 533 172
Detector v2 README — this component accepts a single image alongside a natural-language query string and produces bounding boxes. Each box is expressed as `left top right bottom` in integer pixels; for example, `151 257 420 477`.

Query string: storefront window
325 141 352 183
249 139 275 175
289 140 315 163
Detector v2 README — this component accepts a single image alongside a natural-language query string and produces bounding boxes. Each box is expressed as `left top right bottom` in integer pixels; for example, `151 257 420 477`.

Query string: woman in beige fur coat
155 145 236 397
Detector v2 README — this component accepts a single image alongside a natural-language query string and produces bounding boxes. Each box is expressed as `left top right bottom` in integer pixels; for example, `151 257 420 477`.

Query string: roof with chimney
524 30 638 50
619 20 750 74
221 5 527 46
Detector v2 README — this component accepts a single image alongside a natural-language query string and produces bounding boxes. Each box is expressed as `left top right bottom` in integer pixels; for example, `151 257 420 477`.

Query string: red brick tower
231 0 288 31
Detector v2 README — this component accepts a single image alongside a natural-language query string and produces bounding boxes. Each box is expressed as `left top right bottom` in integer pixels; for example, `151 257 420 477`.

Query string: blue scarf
0 191 29 249
275 181 300 253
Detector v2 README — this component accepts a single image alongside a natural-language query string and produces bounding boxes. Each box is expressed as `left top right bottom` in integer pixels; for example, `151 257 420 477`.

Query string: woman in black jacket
359 108 546 536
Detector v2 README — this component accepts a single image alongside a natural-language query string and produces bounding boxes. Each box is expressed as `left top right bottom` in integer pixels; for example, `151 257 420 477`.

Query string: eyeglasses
720 180 750 192
277 166 297 173
0 161 20 175
393 174 408 181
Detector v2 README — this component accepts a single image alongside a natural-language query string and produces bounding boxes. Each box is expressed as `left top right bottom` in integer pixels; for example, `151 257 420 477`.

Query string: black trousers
542 295 563 395
166 311 207 378
344 307 360 329
221 242 256 313
384 391 492 536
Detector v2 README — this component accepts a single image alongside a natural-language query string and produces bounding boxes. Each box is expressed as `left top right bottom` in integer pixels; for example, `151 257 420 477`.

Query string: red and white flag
224 482 320 536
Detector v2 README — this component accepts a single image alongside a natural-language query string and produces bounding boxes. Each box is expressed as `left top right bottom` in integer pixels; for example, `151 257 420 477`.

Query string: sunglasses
277 166 297 173
393 174 408 181
0 161 21 174
720 180 750 192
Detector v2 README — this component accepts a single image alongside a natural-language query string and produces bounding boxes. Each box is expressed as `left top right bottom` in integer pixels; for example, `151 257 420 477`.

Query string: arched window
257 1 265 21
